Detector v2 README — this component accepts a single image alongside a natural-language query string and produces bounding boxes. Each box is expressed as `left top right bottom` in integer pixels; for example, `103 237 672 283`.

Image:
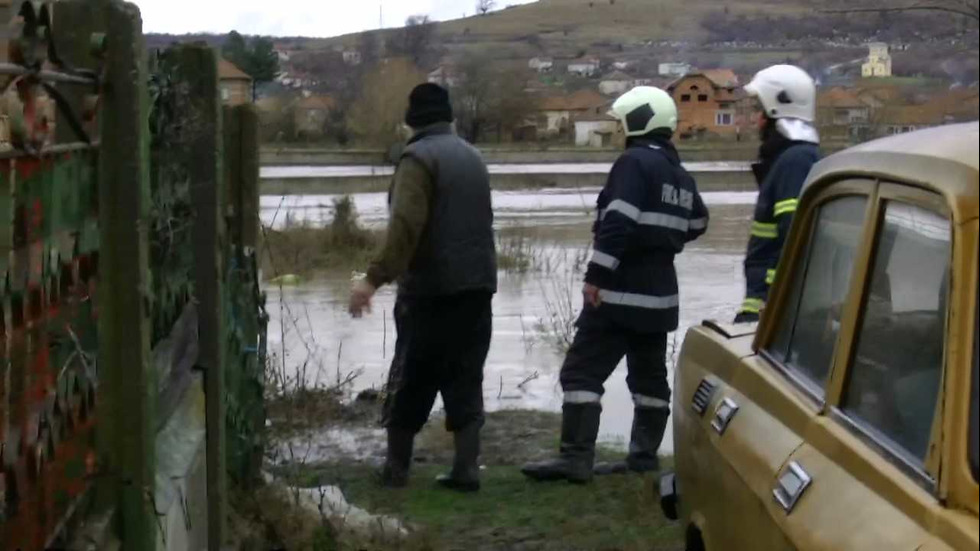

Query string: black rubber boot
594 407 669 475
380 427 415 488
521 403 602 484
436 422 481 492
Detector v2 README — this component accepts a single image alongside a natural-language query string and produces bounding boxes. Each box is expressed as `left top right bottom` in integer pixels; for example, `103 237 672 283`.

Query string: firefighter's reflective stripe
564 390 602 404
639 212 691 231
633 394 670 409
601 201 699 232
603 199 641 221
773 198 799 217
751 221 778 239
599 290 680 310
766 268 777 285
590 249 620 270
739 297 765 314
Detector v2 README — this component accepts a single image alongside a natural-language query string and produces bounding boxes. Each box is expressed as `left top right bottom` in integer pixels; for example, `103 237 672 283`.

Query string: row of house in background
817 85 978 141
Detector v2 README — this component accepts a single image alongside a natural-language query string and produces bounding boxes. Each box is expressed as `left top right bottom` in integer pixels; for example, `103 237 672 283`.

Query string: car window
842 202 950 465
971 281 978 482
769 196 868 397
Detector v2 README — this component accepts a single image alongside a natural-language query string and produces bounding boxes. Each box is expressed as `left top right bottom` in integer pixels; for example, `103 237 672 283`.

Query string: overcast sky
134 0 538 37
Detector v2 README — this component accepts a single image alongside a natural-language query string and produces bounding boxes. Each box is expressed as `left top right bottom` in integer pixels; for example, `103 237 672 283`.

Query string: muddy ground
247 391 683 550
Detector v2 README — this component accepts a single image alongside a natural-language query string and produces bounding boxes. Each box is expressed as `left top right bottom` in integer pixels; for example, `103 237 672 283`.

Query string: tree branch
821 5 979 22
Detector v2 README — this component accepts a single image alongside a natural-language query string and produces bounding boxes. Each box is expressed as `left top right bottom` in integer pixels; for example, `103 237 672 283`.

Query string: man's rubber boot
436 422 481 492
380 427 414 488
594 407 669 475
521 403 601 484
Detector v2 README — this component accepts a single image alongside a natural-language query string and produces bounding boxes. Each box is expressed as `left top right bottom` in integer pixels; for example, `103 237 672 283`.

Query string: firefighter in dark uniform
521 87 709 483
349 83 496 492
735 65 821 323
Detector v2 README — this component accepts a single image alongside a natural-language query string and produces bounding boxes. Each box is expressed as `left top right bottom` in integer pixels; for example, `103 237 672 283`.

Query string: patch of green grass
302 462 682 551
278 410 682 550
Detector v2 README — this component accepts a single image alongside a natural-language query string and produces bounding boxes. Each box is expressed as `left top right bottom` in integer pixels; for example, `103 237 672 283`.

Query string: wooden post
96 2 155 549
238 106 261 250
173 45 226 551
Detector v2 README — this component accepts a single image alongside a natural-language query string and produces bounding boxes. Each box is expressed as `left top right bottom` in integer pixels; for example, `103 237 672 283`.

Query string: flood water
265 187 756 453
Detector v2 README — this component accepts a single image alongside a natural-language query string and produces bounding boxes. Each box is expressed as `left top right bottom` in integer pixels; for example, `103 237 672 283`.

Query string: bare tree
452 52 536 143
397 15 438 66
477 0 497 15
346 58 426 147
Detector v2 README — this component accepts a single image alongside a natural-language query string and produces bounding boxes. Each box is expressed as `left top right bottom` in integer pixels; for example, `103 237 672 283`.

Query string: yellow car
662 122 979 550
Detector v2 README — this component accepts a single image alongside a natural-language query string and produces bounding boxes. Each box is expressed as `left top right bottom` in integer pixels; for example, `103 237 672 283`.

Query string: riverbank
261 168 757 196
264 390 682 550
260 141 851 167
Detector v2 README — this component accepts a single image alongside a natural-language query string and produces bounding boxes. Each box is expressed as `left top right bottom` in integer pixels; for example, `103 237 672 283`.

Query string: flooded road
265 188 755 453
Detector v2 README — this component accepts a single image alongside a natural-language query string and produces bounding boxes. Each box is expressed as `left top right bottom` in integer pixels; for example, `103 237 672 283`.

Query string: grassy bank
260 195 381 279
260 198 569 281
275 409 682 551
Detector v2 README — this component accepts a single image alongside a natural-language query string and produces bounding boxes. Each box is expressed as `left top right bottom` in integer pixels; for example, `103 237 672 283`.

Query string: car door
769 184 969 549
678 181 874 550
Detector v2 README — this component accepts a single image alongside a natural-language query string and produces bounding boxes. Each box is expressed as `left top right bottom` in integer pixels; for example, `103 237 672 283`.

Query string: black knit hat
405 83 454 128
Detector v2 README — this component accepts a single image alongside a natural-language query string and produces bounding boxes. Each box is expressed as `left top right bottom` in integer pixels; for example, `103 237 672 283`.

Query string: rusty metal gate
1 1 267 550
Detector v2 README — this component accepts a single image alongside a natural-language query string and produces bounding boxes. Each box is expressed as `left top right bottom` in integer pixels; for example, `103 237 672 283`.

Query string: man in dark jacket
349 83 496 492
521 87 709 483
735 65 821 323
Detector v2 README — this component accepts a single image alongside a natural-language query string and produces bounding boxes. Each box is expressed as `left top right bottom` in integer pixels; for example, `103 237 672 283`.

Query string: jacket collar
627 134 681 165
407 122 454 145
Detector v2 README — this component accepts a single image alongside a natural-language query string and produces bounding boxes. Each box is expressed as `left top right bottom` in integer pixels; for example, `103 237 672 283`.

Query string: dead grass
260 195 382 279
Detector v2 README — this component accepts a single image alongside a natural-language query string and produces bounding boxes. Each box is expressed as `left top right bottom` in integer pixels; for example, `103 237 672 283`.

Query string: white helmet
744 65 816 122
609 86 677 136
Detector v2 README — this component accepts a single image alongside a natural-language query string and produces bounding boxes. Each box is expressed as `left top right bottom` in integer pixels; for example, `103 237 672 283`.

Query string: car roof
805 122 979 222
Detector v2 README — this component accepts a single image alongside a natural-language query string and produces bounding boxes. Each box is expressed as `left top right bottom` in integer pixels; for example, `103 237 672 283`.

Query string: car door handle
710 397 739 434
773 461 812 513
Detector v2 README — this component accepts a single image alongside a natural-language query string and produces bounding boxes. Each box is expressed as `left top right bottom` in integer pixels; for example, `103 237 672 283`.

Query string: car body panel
670 122 979 550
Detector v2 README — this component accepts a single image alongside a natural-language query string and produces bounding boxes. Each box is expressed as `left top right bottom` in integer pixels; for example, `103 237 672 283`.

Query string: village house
219 58 252 105
535 89 608 137
427 64 460 88
862 43 892 78
528 57 554 73
598 70 634 96
659 62 693 77
573 110 619 147
817 87 874 142
293 94 336 138
667 69 742 139
342 49 362 66
567 56 600 77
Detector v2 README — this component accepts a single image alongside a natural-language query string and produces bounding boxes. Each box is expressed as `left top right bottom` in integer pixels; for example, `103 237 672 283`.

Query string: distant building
536 89 608 137
428 65 460 88
667 69 742 139
343 49 362 66
659 62 693 77
598 71 634 96
567 56 600 77
613 60 632 70
529 57 554 73
219 58 253 105
574 112 619 147
817 87 874 142
862 43 892 78
293 95 336 138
